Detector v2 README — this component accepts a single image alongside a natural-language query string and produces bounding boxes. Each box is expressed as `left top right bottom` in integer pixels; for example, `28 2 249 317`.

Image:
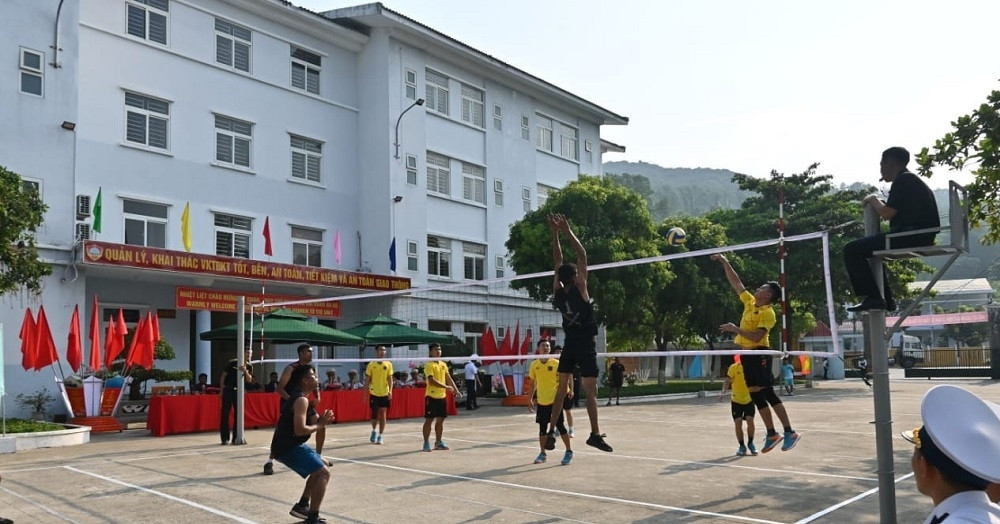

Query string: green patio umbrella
343 314 453 346
199 308 365 346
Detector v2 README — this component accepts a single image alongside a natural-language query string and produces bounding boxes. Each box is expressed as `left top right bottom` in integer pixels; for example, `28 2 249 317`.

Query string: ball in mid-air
665 227 687 246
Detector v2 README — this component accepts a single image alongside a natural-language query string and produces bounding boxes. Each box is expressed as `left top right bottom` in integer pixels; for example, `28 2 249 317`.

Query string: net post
235 295 246 445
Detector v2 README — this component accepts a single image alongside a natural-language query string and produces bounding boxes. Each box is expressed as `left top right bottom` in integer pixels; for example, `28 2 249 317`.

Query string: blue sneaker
376 435 383 445
747 442 758 456
736 445 747 456
434 441 450 450
561 450 573 465
761 433 782 453
782 431 801 451
422 441 432 452
370 430 377 443
534 452 547 464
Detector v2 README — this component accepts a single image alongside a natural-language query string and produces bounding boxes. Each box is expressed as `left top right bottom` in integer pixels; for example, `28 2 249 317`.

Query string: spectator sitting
393 372 408 388
191 373 210 394
264 371 279 393
323 370 342 390
345 370 364 390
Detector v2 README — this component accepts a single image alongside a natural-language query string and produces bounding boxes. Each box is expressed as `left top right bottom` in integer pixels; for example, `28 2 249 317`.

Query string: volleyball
665 227 687 246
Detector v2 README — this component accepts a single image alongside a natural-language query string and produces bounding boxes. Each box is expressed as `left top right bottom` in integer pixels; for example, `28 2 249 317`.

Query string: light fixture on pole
393 98 424 159
391 196 403 274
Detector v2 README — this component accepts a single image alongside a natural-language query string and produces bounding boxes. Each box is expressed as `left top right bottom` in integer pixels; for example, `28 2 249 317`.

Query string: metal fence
904 347 1000 379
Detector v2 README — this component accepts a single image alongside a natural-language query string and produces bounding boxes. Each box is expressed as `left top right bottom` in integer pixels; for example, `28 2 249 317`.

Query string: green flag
92 188 102 233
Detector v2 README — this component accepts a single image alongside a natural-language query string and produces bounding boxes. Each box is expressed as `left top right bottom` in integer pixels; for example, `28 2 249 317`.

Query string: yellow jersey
734 290 776 349
726 363 752 405
424 360 449 400
529 358 564 406
366 360 393 397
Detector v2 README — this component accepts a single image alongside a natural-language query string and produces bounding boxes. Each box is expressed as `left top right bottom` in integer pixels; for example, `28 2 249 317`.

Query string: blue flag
388 237 397 272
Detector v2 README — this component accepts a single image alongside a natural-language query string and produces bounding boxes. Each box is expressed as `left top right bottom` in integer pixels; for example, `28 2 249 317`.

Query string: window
537 184 555 208
290 135 322 183
126 0 169 45
215 114 252 168
215 18 251 73
428 320 451 333
558 122 578 161
460 84 484 127
125 92 169 150
21 178 41 197
406 240 418 271
463 242 485 281
404 69 417 100
290 46 321 94
521 115 530 140
464 322 486 354
585 139 593 163
427 235 451 278
425 69 449 115
405 155 418 185
493 179 504 206
522 186 531 213
493 104 503 131
495 255 505 278
19 48 43 96
536 114 553 152
291 226 322 267
461 162 485 204
214 213 251 258
123 199 167 248
426 152 450 196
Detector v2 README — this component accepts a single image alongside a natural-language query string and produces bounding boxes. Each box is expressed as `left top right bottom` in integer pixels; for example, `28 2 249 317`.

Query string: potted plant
16 388 56 421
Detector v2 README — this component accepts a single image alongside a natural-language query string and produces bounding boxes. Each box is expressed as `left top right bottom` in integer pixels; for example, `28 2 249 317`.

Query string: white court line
333 456 785 524
0 485 78 523
62 466 260 524
791 472 914 524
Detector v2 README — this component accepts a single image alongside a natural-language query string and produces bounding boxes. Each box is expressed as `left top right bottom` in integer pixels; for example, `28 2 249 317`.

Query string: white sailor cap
901 385 1000 487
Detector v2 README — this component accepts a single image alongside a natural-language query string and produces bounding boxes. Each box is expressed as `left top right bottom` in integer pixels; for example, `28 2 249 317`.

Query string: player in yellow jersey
422 343 461 452
527 339 574 465
719 361 757 456
364 345 393 445
713 254 800 453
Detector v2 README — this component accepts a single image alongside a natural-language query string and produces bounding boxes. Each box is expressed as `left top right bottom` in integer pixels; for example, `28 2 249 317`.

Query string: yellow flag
181 202 192 252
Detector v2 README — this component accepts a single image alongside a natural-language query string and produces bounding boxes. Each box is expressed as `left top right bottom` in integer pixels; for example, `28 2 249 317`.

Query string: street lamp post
394 98 424 159
391 196 402 274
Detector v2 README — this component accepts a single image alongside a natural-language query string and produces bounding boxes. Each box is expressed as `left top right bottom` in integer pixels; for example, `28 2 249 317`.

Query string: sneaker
263 462 274 475
761 433 782 453
737 445 747 456
534 452 547 464
748 442 758 456
303 515 326 524
422 441 432 452
568 427 574 438
781 431 801 451
544 431 557 451
376 435 383 445
290 503 309 519
561 450 573 465
586 433 613 452
434 441 450 450
370 429 377 443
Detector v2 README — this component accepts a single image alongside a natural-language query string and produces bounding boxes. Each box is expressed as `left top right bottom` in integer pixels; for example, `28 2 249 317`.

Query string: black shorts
557 336 599 377
562 394 574 410
610 379 624 388
741 352 774 388
731 401 756 420
535 404 566 434
424 397 448 419
749 387 782 410
369 395 390 418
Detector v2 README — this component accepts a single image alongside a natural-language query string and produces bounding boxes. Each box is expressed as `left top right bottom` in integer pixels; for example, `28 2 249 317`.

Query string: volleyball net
239 229 842 383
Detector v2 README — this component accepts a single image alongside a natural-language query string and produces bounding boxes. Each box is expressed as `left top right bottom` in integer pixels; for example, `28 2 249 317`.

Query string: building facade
0 0 626 416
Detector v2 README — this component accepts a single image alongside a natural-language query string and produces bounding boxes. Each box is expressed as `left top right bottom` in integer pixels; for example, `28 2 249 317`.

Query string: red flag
104 308 127 369
34 306 59 370
88 295 101 371
263 216 273 256
518 328 532 362
124 313 147 369
480 326 497 358
67 305 83 373
151 310 161 345
132 312 156 370
19 308 37 371
499 327 512 364
512 321 521 362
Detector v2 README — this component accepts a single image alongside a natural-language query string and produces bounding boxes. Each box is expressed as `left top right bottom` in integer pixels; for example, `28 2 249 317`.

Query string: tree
112 332 193 400
943 305 989 347
0 165 52 295
917 89 1000 244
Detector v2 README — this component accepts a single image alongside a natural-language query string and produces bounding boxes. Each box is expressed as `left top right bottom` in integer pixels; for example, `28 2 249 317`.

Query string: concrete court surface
1 375 997 523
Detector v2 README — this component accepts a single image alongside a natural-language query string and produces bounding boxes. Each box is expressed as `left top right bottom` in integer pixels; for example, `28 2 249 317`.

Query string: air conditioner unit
75 222 91 242
75 194 92 219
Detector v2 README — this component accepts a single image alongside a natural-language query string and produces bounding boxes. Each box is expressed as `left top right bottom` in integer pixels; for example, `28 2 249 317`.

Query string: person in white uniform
902 385 1000 524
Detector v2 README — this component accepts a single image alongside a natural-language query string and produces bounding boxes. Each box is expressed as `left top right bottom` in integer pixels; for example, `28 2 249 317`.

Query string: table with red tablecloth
146 387 456 437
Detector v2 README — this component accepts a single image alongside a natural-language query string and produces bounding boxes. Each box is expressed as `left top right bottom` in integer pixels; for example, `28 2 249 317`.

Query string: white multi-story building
0 0 626 416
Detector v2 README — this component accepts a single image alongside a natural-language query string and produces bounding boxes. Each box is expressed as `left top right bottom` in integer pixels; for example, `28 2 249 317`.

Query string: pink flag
67 305 83 373
34 306 59 370
88 295 101 371
334 229 342 266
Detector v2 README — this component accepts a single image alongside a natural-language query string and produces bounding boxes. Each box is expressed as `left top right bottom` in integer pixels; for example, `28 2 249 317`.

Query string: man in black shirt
845 147 939 312
219 348 254 445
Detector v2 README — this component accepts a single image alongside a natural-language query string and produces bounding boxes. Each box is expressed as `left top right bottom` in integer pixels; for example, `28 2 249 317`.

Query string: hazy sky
297 0 999 189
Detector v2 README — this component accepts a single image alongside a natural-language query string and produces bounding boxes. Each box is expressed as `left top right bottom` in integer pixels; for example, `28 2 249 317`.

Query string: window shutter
148 116 168 149
127 5 145 38
233 42 250 72
216 35 231 65
291 63 305 90
216 133 232 163
291 151 305 179
126 111 146 144
306 156 321 182
148 11 167 44
306 69 320 94
234 137 250 167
